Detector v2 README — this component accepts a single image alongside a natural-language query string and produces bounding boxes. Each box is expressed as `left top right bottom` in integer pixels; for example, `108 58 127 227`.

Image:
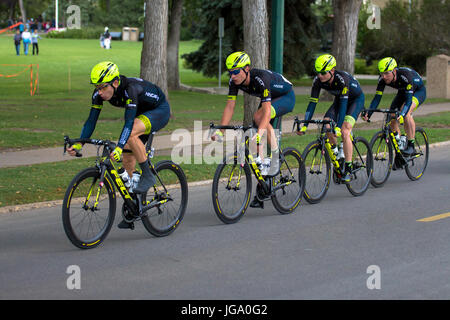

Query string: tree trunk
140 0 169 99
331 0 362 74
18 0 26 23
242 0 269 126
167 0 184 90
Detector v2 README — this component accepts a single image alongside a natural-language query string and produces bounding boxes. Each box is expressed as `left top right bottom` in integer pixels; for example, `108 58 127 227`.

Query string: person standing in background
14 30 21 55
103 27 111 49
31 29 41 55
21 28 31 55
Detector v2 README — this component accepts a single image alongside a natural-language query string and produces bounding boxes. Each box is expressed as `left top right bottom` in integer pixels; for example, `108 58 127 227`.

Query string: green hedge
45 27 108 39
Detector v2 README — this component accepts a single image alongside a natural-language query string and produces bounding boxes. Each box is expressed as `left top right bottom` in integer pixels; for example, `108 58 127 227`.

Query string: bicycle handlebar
63 136 117 158
209 123 255 131
292 116 337 132
360 108 401 123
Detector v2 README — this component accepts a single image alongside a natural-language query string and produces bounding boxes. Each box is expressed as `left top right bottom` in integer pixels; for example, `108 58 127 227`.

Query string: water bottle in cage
118 168 131 188
129 171 141 192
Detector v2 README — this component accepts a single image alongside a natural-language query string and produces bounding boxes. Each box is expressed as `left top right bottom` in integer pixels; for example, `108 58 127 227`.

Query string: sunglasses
95 83 110 90
317 71 328 75
228 68 242 76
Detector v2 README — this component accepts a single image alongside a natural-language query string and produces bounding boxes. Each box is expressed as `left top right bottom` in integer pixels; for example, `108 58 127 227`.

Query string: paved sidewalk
0 100 448 169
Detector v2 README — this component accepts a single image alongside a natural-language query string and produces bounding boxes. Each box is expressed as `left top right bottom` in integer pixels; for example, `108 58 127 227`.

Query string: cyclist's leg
342 93 365 162
132 103 171 194
324 98 338 146
404 86 426 140
389 92 406 134
267 89 296 152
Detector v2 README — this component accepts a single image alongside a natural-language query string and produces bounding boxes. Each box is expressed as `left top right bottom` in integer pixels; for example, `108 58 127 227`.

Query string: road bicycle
364 108 429 187
294 117 373 204
62 134 188 249
209 122 306 224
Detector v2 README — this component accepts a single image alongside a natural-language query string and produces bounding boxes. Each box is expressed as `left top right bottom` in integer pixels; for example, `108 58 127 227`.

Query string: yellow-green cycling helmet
378 57 397 73
90 61 120 85
315 54 336 73
226 52 251 70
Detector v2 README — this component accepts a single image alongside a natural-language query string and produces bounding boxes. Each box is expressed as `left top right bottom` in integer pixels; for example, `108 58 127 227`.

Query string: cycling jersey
80 76 168 149
304 70 363 128
227 68 293 103
368 67 425 117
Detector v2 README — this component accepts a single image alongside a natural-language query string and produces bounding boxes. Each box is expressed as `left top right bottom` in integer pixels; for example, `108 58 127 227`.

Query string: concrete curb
1 140 449 215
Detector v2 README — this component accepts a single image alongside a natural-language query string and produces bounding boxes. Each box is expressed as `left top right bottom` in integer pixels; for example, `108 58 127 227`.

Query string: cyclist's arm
220 99 236 127
80 105 102 139
117 88 139 149
304 78 321 126
400 83 414 117
368 77 386 117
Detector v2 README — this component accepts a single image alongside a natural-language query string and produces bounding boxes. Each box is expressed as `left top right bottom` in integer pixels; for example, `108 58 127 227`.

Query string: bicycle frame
209 124 296 197
63 136 170 217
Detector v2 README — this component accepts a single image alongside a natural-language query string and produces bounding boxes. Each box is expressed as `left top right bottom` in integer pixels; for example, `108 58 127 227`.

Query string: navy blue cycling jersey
80 75 167 149
304 70 363 128
227 68 293 103
369 67 425 116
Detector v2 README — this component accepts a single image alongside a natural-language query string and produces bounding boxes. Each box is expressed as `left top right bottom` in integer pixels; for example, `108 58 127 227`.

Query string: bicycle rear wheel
405 127 429 181
271 147 305 214
346 136 373 196
212 155 252 224
301 140 331 204
369 131 393 188
62 167 116 249
141 160 188 237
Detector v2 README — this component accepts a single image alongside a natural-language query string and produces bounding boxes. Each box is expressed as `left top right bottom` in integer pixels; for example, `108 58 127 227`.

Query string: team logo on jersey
342 87 348 95
406 84 412 90
263 89 269 97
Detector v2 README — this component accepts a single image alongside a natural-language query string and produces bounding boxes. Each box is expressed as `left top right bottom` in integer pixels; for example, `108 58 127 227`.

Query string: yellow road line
417 212 450 222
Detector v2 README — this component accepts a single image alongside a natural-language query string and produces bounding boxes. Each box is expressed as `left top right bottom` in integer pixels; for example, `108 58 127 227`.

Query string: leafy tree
182 0 321 79
357 0 450 74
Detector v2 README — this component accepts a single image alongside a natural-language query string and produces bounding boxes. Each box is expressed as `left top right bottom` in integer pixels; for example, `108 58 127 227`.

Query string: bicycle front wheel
369 131 393 188
212 155 252 224
346 136 373 197
141 160 188 237
271 147 305 214
62 167 116 249
302 140 331 204
405 127 429 181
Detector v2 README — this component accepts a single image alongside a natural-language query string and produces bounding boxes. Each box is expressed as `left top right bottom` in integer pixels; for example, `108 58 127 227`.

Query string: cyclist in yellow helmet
363 57 426 159
297 54 365 183
67 61 171 229
212 51 296 208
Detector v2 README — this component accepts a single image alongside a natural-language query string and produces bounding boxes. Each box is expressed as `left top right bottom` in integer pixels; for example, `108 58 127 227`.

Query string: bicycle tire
62 167 116 249
301 140 331 204
369 130 393 188
212 155 252 224
141 160 188 237
271 147 306 214
346 136 373 197
405 127 429 181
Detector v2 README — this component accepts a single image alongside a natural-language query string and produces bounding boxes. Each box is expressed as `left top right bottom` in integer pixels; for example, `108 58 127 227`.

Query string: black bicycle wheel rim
62 167 116 249
370 131 393 187
212 157 252 224
271 147 306 214
141 161 188 237
302 141 331 204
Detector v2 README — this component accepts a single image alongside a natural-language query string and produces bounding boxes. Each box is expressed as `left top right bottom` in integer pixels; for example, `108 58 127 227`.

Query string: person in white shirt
21 28 31 55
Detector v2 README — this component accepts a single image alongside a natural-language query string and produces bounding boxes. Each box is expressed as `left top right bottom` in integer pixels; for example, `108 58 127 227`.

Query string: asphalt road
1 145 450 300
